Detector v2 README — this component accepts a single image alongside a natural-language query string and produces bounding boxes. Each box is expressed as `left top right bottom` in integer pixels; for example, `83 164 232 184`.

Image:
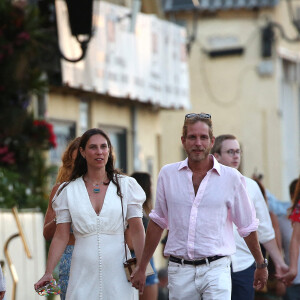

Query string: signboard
55 1 190 109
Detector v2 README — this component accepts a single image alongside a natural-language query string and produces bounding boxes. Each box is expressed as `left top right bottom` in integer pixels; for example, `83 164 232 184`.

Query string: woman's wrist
45 217 56 227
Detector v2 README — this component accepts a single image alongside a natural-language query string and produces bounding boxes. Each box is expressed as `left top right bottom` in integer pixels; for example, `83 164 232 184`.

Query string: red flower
0 146 15 165
15 31 30 46
33 120 57 148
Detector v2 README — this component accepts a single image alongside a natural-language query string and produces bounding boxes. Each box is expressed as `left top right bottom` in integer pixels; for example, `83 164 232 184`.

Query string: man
132 113 268 300
211 134 288 300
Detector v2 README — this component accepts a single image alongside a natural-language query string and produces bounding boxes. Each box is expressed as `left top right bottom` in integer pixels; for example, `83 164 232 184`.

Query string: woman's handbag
120 193 154 282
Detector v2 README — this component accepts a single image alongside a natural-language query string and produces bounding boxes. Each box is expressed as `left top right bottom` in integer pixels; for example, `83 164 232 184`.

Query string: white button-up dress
52 175 145 300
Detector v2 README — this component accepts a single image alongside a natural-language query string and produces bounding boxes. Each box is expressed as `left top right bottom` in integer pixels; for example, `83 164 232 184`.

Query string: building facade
161 0 300 202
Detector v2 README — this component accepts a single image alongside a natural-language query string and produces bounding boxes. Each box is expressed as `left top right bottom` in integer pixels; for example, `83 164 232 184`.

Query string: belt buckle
205 257 209 266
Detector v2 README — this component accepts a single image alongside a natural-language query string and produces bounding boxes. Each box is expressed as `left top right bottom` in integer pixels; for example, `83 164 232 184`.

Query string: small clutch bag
35 279 61 296
123 257 155 282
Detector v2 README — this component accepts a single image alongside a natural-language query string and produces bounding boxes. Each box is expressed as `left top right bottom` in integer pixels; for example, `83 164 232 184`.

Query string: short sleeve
52 184 72 224
125 177 146 220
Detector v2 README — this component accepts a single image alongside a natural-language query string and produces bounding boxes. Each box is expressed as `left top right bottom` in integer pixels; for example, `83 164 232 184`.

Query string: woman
279 176 300 286
130 172 159 300
43 137 80 300
35 128 146 299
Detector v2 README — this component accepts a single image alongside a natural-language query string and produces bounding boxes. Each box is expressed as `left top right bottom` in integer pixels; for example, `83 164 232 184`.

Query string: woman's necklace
84 176 107 194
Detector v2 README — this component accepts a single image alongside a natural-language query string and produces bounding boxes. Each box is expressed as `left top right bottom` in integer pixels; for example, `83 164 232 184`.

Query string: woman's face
80 134 110 170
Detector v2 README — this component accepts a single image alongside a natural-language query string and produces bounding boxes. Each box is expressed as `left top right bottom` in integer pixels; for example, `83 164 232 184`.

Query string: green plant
0 1 58 210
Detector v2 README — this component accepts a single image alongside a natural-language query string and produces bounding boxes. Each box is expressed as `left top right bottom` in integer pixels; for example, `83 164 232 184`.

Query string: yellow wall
161 6 300 200
47 92 161 180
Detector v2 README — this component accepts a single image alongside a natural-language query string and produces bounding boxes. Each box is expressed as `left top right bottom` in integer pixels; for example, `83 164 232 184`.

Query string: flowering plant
0 1 58 210
33 120 57 149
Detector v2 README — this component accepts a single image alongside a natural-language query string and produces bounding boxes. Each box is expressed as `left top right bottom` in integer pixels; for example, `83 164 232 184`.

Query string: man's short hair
210 134 237 154
182 114 213 140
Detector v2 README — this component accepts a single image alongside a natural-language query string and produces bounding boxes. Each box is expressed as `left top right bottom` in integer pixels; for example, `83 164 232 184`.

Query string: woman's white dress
52 175 145 300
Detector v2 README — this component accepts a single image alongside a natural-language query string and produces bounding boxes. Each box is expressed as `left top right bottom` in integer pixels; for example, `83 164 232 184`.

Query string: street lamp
261 0 300 57
59 0 93 63
286 0 300 36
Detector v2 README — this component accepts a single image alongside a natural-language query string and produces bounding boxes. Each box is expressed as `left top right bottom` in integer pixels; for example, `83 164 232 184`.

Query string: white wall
0 210 46 300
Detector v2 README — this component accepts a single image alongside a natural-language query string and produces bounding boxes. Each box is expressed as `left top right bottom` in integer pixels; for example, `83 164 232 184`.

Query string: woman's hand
277 267 297 286
34 273 53 291
0 291 5 300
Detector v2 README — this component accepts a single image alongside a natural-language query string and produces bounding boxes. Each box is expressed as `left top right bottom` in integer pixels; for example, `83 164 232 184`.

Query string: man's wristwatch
256 258 268 269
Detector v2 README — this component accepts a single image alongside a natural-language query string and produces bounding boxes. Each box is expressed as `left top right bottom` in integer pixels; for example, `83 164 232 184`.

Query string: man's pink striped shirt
149 155 259 260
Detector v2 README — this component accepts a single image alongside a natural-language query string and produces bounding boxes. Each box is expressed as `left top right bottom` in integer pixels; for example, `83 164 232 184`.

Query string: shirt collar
178 155 221 175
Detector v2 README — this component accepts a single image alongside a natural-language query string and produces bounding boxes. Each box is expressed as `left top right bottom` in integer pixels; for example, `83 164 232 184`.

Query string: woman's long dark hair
290 175 300 216
58 128 122 198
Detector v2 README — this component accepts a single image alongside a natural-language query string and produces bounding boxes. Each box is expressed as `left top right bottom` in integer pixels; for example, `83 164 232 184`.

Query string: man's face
214 139 241 169
181 121 214 163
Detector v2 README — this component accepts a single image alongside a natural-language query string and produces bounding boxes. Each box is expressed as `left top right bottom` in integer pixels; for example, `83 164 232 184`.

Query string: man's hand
253 268 268 290
130 265 146 294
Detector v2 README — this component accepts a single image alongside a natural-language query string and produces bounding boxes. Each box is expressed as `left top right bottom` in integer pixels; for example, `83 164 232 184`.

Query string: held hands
253 268 268 290
274 261 289 278
130 265 146 294
276 267 297 286
34 272 53 291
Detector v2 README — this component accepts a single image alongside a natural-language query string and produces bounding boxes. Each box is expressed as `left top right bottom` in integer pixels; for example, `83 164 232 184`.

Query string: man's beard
187 147 211 162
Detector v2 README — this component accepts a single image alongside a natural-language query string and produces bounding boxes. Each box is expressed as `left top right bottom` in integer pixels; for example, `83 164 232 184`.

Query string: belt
169 255 225 266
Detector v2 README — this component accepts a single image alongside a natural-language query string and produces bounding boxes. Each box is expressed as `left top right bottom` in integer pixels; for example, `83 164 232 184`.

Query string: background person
43 137 80 300
130 172 159 300
277 178 300 299
132 113 268 299
157 268 168 300
0 266 5 300
252 176 286 298
279 176 300 287
35 128 146 299
211 134 288 300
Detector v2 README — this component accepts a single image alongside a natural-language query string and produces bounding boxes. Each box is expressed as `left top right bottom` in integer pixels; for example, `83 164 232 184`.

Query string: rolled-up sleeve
126 177 145 220
52 185 71 224
231 175 259 237
149 170 168 229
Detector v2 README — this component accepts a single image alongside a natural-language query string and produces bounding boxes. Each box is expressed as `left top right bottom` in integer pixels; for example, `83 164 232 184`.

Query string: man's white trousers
168 256 231 300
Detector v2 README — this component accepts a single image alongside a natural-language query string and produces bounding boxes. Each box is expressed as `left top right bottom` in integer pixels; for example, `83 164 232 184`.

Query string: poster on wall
55 1 190 109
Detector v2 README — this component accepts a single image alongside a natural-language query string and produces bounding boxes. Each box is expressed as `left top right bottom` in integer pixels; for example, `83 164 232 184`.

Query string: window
100 125 127 173
79 100 89 135
49 120 76 166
